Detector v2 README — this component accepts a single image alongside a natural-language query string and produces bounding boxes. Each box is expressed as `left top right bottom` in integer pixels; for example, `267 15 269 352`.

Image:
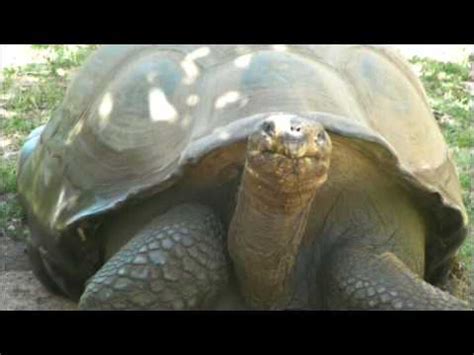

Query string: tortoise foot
79 204 230 310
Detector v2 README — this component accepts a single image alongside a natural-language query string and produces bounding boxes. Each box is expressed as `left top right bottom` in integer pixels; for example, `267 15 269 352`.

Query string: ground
0 45 472 310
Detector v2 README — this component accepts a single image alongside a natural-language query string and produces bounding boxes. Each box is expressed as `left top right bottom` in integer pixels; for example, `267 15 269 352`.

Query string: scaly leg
325 245 468 310
79 204 229 310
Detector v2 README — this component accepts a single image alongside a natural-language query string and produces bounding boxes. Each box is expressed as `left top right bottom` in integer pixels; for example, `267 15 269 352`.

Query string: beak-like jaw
282 134 308 158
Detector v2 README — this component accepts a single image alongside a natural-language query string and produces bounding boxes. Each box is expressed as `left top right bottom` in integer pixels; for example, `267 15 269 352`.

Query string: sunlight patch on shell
181 60 199 85
187 46 211 61
98 92 114 119
272 45 289 52
234 54 253 68
50 190 79 231
49 186 66 228
212 127 232 141
186 94 200 106
217 131 231 140
215 91 241 109
181 47 210 85
148 87 178 122
66 119 85 144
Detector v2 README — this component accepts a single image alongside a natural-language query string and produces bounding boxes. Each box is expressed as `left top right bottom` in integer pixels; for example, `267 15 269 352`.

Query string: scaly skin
227 171 317 308
79 204 229 310
325 245 469 310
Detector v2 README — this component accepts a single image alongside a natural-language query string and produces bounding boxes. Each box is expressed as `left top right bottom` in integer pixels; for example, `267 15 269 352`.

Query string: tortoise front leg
79 204 230 310
324 244 469 310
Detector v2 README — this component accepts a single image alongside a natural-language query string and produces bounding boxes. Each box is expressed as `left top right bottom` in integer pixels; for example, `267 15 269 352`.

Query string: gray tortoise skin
17 45 468 309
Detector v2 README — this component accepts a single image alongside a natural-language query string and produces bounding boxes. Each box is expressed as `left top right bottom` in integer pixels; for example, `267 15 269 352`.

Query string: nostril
290 125 301 132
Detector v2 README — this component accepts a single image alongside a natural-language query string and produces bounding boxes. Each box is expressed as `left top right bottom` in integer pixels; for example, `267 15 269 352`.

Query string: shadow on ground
0 235 77 310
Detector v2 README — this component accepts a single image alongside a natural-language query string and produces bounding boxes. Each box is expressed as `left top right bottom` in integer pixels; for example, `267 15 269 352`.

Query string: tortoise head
246 114 332 200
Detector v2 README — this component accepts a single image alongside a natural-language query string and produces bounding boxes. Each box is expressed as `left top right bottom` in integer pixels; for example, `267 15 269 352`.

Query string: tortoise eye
316 131 327 145
261 121 275 136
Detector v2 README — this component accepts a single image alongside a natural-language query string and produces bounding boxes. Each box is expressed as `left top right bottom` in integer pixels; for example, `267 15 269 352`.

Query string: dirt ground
0 236 76 310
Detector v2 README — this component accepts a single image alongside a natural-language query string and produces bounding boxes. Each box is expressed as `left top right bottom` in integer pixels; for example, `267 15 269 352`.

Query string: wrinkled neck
228 163 319 309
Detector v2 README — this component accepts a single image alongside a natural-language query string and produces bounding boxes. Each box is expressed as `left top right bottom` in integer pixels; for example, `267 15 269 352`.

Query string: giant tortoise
17 45 469 310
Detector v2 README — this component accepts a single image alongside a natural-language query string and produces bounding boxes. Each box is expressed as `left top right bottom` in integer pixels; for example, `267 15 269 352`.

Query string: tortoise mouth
249 150 328 178
246 150 331 189
255 149 325 161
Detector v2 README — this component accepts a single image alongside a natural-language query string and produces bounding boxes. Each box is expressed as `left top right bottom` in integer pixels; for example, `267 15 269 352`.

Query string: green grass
0 46 472 268
0 158 17 193
409 56 473 264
